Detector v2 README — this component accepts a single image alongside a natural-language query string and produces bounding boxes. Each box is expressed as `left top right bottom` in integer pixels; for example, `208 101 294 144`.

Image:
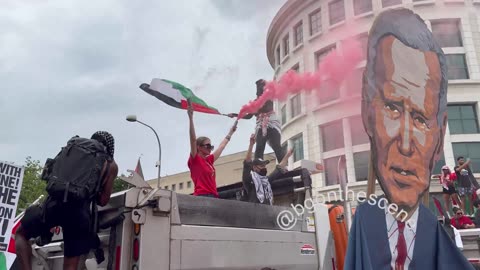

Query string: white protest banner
0 161 24 252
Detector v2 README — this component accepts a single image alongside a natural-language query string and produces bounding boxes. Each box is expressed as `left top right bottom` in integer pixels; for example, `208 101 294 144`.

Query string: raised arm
456 159 471 172
245 134 255 162
97 160 119 207
212 120 238 161
188 101 197 157
242 134 256 188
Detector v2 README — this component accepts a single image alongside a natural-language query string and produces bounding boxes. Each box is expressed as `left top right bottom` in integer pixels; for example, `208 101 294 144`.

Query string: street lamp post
126 115 161 188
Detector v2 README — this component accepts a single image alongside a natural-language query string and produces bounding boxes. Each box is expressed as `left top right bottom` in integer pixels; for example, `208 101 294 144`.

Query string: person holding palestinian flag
187 101 237 198
140 78 238 197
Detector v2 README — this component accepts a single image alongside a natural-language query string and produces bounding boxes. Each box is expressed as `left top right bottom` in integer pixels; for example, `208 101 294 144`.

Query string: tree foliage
18 157 47 214
112 174 132 193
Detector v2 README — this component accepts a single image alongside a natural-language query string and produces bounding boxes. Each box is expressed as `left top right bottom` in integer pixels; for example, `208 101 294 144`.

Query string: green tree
18 157 47 214
112 174 132 193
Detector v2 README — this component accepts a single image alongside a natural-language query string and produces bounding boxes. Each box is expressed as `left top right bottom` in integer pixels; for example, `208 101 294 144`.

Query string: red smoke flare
237 37 363 119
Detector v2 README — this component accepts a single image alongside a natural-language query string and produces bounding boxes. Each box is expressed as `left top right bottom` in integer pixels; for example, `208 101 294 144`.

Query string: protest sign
0 161 24 252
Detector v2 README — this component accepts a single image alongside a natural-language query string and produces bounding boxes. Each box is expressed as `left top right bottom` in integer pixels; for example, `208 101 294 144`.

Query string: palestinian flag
140 78 221 115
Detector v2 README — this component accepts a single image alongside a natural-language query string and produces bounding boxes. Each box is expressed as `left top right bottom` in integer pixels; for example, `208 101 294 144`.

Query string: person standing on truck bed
15 131 118 270
188 100 237 197
228 79 285 164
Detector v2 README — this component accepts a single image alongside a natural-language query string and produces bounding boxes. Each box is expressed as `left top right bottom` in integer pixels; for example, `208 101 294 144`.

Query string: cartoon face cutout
362 8 448 213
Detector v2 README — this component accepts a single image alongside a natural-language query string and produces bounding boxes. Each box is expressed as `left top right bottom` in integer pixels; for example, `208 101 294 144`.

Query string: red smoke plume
237 37 363 119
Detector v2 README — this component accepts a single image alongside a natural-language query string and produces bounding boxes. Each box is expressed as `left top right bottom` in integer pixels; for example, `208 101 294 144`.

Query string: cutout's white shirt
385 206 419 270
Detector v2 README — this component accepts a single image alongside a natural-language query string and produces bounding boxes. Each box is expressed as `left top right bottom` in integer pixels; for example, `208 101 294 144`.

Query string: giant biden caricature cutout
344 8 473 270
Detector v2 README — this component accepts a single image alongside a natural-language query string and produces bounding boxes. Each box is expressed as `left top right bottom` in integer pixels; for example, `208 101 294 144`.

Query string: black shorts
443 185 456 195
20 197 94 257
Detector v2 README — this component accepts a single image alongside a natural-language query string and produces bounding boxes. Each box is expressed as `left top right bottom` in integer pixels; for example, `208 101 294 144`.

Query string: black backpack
42 136 111 203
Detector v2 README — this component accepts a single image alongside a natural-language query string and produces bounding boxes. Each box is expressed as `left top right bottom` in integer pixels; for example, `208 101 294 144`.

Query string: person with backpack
15 131 118 270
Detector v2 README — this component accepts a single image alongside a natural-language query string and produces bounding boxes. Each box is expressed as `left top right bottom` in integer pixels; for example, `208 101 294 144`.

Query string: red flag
7 218 21 254
135 158 144 180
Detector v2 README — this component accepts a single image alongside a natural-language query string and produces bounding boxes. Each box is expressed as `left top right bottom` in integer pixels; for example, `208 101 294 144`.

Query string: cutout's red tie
395 221 407 268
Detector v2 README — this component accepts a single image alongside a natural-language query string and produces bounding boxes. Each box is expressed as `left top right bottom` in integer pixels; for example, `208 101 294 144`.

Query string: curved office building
266 0 480 208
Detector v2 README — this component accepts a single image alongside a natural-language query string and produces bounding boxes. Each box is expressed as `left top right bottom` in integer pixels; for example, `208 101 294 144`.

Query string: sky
1 0 287 180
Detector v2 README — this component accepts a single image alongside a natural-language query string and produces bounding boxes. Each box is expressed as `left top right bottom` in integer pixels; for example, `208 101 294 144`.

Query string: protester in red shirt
451 207 475 229
187 101 237 197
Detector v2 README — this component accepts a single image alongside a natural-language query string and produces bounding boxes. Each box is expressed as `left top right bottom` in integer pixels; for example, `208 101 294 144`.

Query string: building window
294 22 303 46
350 115 369 145
354 151 370 181
353 0 372 16
164 186 168 190
345 68 364 97
291 64 299 73
290 94 301 118
292 134 304 162
382 0 402 7
321 121 344 152
448 104 479 134
281 105 287 124
315 46 339 103
309 9 322 35
315 45 336 70
357 34 368 60
276 46 280 66
452 143 480 173
431 19 463 48
319 84 340 104
283 34 289 57
328 0 345 26
446 54 469 80
187 181 192 188
172 184 176 191
324 155 346 186
179 182 183 190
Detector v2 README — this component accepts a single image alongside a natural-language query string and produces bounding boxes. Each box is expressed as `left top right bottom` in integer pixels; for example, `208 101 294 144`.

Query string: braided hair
91 131 115 158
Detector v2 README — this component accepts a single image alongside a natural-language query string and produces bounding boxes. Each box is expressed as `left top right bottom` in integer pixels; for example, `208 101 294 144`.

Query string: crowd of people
435 157 480 216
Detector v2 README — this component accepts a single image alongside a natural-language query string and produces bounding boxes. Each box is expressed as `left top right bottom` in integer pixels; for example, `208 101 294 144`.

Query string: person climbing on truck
242 133 312 205
15 131 118 270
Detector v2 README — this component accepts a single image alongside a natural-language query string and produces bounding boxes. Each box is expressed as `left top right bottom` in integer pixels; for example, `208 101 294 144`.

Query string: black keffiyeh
91 131 115 158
